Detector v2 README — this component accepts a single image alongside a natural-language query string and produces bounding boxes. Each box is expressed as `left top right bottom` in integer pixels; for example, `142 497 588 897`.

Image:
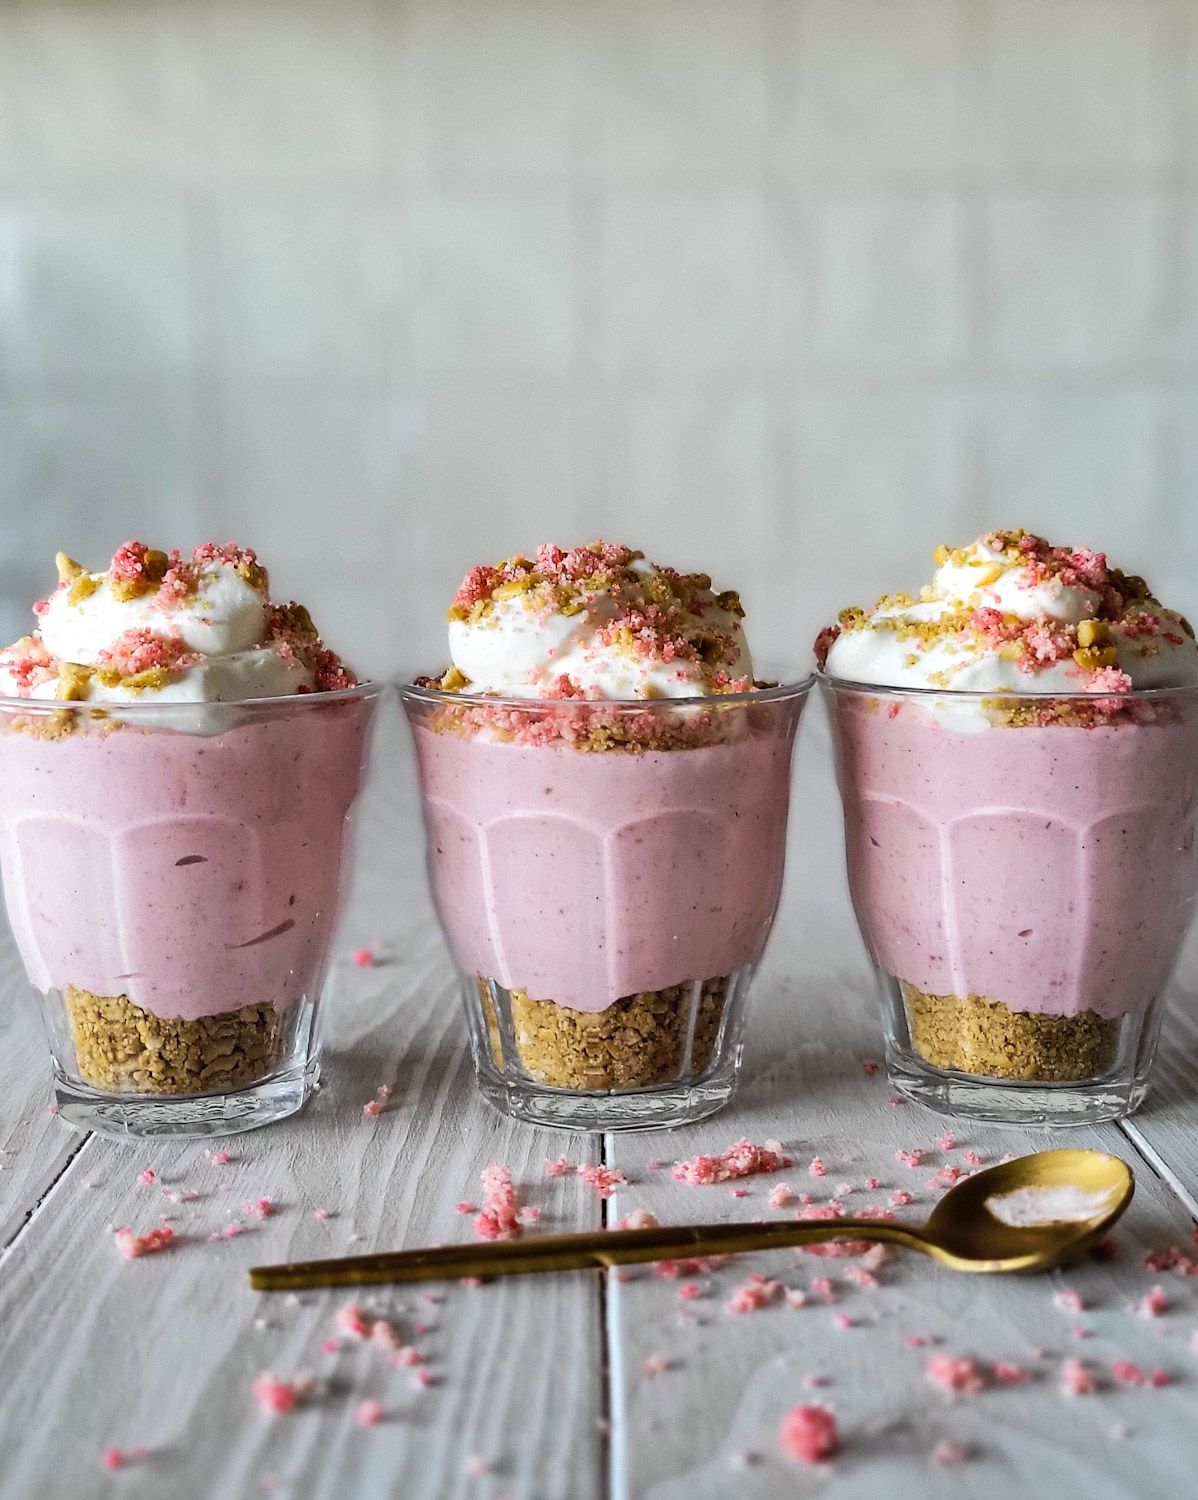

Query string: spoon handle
248 1218 930 1291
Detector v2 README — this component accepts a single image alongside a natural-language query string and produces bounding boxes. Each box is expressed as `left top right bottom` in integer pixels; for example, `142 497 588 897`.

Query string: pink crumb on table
1111 1361 1147 1387
474 1163 523 1240
938 1133 955 1151
833 1312 853 1330
646 1158 662 1170
811 1276 836 1304
889 1190 913 1207
926 1356 985 1395
672 1139 790 1186
371 1319 400 1350
139 1168 157 1184
465 1456 489 1477
243 1199 274 1221
455 1202 477 1215
611 1209 659 1231
1136 1286 1168 1318
352 948 376 967
114 1225 174 1259
577 1164 628 1199
391 1347 423 1367
334 1301 371 1340
362 1100 380 1118
517 1206 540 1225
992 1362 1030 1385
205 1149 232 1165
895 1149 924 1169
769 1184 795 1209
726 1274 781 1313
1060 1358 1096 1396
932 1440 967 1465
963 1151 982 1166
642 1354 668 1375
863 1061 880 1076
905 1335 934 1348
1054 1289 1085 1313
320 1338 340 1354
678 1282 702 1301
356 1399 384 1427
863 1178 879 1191
779 1404 839 1464
411 1368 433 1388
808 1157 828 1178
252 1373 311 1415
843 1266 878 1289
729 1187 747 1198
47 1103 58 1116
545 1157 571 1178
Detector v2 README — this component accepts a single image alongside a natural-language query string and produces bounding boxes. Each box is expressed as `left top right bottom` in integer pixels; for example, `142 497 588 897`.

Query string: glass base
53 1053 320 1138
879 969 1162 1127
464 966 753 1132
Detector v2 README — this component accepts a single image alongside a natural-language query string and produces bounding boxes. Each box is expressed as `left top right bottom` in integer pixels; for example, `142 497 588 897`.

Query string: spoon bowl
248 1148 1135 1291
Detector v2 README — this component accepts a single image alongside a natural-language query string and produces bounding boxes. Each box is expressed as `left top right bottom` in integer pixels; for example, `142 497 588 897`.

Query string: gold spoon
248 1148 1132 1292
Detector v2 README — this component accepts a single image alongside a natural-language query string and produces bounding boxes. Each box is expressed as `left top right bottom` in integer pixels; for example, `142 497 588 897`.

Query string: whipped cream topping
437 542 753 700
0 542 355 704
818 530 1198 694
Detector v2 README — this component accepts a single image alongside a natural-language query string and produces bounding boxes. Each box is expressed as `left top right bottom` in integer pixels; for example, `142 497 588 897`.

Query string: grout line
1117 1117 1198 1224
0 1129 94 1258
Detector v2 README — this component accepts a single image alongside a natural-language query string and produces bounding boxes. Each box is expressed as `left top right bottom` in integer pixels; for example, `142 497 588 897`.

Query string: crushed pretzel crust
64 984 289 1095
902 980 1120 1082
476 974 729 1089
816 529 1194 699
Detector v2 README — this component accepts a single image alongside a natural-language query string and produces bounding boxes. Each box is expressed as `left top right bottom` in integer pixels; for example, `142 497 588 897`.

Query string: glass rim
0 679 386 715
817 669 1198 703
399 671 815 710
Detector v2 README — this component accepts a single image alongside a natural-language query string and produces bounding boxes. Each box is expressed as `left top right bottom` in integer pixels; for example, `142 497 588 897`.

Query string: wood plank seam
0 1129 92 1257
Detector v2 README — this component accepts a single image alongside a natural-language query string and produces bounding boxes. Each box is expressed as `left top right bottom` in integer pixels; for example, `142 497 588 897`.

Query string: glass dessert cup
822 676 1198 1126
0 685 381 1138
401 678 812 1131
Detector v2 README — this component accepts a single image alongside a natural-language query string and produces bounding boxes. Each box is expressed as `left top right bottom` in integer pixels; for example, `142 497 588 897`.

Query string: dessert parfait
0 543 379 1136
819 530 1198 1125
402 542 810 1130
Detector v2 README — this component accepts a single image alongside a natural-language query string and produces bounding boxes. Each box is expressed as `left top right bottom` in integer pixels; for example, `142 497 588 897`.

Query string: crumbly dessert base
64 984 286 1095
476 975 728 1090
902 980 1119 1083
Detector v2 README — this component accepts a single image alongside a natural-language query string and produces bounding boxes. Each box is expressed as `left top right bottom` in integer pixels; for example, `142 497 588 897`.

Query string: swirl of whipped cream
440 542 753 700
0 541 355 703
819 530 1198 694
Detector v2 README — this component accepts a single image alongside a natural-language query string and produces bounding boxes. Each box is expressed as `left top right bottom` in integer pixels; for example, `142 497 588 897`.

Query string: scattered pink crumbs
1136 1286 1168 1318
545 1156 572 1178
611 1209 659 1231
1054 1288 1085 1313
1060 1358 1096 1396
577 1164 627 1199
243 1199 274 1221
139 1168 157 1184
938 1132 956 1151
362 1100 381 1118
863 1061 880 1076
474 1163 522 1240
253 1373 313 1415
642 1354 669 1376
889 1190 913 1207
895 1149 925 1169
114 1225 174 1259
672 1139 791 1186
808 1157 828 1178
779 1404 839 1464
992 1362 1030 1385
932 1440 968 1465
725 1273 781 1313
1110 1360 1169 1388
352 948 376 967
205 1149 233 1165
334 1301 372 1340
926 1356 985 1395
100 1446 146 1470
769 1184 795 1209
356 1399 384 1427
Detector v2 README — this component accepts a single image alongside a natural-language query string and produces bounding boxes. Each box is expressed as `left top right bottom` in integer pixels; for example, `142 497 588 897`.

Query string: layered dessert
819 530 1198 1098
0 543 372 1109
404 543 808 1119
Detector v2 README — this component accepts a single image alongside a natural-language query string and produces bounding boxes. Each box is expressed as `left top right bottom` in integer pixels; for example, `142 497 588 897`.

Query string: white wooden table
3 702 1198 1500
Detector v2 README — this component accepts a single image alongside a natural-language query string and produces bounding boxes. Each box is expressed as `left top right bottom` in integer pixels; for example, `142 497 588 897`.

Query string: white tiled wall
0 0 1195 679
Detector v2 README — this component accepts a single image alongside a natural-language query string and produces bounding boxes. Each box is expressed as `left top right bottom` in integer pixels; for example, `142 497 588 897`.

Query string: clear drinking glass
401 678 812 1130
822 676 1198 1126
0 685 382 1137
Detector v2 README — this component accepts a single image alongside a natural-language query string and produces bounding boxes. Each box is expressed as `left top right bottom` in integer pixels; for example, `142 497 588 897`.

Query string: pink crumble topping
114 1225 174 1259
889 1190 913 1207
362 1099 381 1118
356 1399 384 1427
671 1139 790 1186
474 1163 522 1240
1060 1358 1096 1396
1136 1286 1168 1317
611 1209 659 1231
863 1061 880 1076
678 1282 702 1301
808 1157 828 1178
545 1156 572 1178
205 1150 233 1165
932 1440 967 1466
410 1368 433 1388
655 1255 731 1278
863 1178 879 1191
905 1335 934 1348
938 1132 955 1151
926 1355 985 1395
833 1312 853 1330
769 1184 795 1209
352 948 376 967
779 1404 839 1465
725 1273 781 1313
992 1362 1030 1385
391 1347 423 1368
243 1198 274 1221
1054 1289 1085 1313
642 1354 668 1375
455 1202 477 1215
895 1149 925 1169
139 1168 157 1184
811 1276 836 1304
963 1151 982 1166
320 1338 339 1354
1110 1360 1149 1387
577 1164 627 1199
371 1319 400 1350
843 1266 878 1289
